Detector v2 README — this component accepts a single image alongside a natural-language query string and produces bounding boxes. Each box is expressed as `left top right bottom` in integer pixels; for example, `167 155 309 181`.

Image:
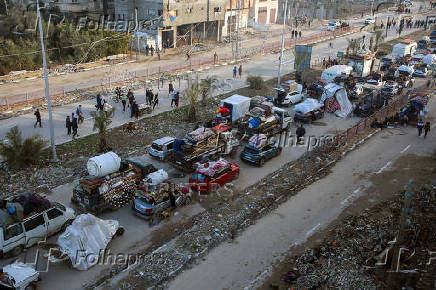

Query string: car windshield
244 146 261 154
151 143 163 151
191 173 206 182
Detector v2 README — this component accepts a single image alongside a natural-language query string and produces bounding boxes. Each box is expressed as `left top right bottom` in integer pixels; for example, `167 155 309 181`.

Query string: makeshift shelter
220 95 251 122
320 83 352 118
321 65 353 83
293 98 323 114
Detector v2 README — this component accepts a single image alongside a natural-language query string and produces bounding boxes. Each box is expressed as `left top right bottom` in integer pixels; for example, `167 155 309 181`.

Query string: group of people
66 104 84 139
322 56 340 68
145 44 155 56
233 65 242 79
146 88 159 110
291 30 302 39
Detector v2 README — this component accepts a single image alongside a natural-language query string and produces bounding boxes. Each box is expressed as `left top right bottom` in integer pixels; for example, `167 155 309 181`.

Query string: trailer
167 128 240 172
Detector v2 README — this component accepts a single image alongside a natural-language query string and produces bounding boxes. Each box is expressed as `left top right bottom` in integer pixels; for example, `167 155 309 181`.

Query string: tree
374 29 385 52
183 74 201 122
0 126 46 169
90 107 115 153
346 38 362 56
200 75 218 105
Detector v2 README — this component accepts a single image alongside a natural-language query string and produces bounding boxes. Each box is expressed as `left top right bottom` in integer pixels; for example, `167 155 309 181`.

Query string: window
47 208 63 220
4 224 23 241
167 142 173 150
214 7 221 12
24 214 45 232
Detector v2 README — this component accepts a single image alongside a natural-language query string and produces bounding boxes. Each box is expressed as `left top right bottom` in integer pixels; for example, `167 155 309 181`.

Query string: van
149 136 175 160
0 202 75 257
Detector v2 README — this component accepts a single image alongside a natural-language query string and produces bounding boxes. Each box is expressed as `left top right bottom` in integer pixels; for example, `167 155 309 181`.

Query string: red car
189 161 239 193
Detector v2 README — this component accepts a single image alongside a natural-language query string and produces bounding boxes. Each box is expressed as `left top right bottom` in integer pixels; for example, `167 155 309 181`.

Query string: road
0 9 426 144
167 87 436 290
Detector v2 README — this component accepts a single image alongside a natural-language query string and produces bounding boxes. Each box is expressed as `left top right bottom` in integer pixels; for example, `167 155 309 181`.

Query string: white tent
220 94 251 122
320 83 353 118
321 65 353 83
423 54 436 66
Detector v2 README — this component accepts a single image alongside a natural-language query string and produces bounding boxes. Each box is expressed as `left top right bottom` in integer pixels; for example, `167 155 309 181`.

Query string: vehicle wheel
25 282 37 290
233 172 240 180
259 158 266 167
116 227 125 236
61 219 74 233
11 245 23 257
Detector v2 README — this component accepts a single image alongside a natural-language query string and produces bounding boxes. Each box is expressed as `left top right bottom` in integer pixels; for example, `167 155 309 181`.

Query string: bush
0 126 46 169
246 75 265 90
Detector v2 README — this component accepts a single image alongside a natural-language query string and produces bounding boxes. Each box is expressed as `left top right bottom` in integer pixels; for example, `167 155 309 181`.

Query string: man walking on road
175 91 180 108
66 115 72 136
122 95 127 112
296 124 306 144
171 91 176 107
169 81 174 95
127 89 134 107
72 115 78 139
424 121 431 138
76 104 84 124
214 52 218 64
34 109 42 128
417 119 424 136
233 66 237 79
299 31 302 38
238 65 242 78
96 94 103 111
153 93 159 110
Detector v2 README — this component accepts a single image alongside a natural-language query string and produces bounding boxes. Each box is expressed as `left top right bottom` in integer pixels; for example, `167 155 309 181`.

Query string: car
294 108 324 123
0 202 75 257
413 67 429 77
240 140 282 166
149 136 175 161
275 88 304 106
189 160 239 193
0 263 39 290
411 54 424 65
132 183 191 220
365 18 375 24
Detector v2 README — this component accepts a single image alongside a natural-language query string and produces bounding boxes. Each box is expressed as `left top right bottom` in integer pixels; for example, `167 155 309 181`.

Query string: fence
324 91 414 153
0 27 354 112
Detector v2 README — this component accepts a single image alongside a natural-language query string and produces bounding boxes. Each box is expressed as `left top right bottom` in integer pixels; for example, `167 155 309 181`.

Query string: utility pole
371 0 374 16
229 0 233 57
235 0 240 61
277 0 288 89
36 0 58 162
386 16 389 38
135 8 140 62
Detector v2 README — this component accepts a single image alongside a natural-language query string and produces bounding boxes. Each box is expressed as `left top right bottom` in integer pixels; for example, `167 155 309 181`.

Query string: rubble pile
117 149 337 289
280 182 436 289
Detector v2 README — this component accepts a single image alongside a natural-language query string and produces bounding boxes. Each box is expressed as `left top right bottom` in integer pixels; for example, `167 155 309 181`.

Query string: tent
220 95 251 122
321 65 353 83
320 83 352 118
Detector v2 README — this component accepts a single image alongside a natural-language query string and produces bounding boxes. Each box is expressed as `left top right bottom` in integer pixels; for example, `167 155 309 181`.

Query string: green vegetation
200 75 218 105
0 126 46 169
246 75 265 90
184 74 202 122
90 106 116 153
0 7 129 75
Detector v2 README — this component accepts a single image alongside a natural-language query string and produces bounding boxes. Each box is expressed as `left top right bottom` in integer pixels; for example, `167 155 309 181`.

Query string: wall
253 0 278 24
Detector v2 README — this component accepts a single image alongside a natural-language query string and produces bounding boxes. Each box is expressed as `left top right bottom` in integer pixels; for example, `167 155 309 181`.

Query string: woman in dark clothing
66 116 72 136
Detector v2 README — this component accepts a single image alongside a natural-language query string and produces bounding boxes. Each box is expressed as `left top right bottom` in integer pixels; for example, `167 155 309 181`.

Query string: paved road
0 11 426 144
167 86 436 290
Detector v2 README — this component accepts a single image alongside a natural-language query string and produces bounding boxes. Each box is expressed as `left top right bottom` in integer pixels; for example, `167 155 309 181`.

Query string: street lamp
36 0 58 162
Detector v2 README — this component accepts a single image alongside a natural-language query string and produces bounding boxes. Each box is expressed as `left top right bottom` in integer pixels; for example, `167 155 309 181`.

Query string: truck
167 126 240 172
239 104 292 139
240 134 282 166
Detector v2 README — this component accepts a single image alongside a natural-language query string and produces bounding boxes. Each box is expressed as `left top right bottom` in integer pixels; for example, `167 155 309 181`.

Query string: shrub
246 75 264 90
0 126 46 169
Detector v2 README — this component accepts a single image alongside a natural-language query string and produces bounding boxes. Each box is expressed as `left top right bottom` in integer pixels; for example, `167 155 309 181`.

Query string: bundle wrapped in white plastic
87 152 121 177
144 169 168 186
249 134 268 149
57 214 119 271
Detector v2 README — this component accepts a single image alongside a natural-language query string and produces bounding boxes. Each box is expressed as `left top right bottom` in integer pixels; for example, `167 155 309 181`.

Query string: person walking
145 44 149 56
169 81 174 95
214 51 218 64
96 94 103 111
291 30 295 38
34 109 42 128
76 104 84 124
417 119 424 136
424 121 431 138
233 66 237 79
299 31 302 38
175 91 180 108
72 115 78 139
238 64 242 78
171 91 176 107
130 101 136 118
150 45 155 56
296 124 306 144
66 115 72 136
127 89 134 108
122 95 127 112
153 93 159 110
134 101 140 119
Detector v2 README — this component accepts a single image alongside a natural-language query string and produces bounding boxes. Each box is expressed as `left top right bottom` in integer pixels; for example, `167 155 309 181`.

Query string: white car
365 18 376 24
0 202 75 257
275 87 304 106
0 263 39 290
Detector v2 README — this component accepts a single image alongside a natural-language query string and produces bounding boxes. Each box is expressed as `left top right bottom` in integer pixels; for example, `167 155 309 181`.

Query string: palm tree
90 107 115 153
346 38 362 56
374 29 385 52
183 74 202 122
200 75 218 105
0 126 46 169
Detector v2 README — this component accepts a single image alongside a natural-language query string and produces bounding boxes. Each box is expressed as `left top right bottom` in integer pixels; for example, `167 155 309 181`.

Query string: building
51 0 115 20
221 0 253 38
115 0 226 49
252 0 277 24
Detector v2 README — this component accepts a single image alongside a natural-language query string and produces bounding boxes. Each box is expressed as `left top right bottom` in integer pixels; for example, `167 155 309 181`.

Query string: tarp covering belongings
410 95 430 105
395 65 414 77
422 54 436 65
320 83 353 118
0 263 39 289
220 95 251 122
321 65 353 83
11 192 50 217
249 117 261 128
187 127 215 143
144 169 168 186
249 134 268 149
196 159 230 177
87 152 121 177
293 98 323 114
57 214 120 271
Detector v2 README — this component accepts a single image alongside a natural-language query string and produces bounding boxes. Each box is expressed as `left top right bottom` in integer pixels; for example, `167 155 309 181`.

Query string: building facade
252 0 277 24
